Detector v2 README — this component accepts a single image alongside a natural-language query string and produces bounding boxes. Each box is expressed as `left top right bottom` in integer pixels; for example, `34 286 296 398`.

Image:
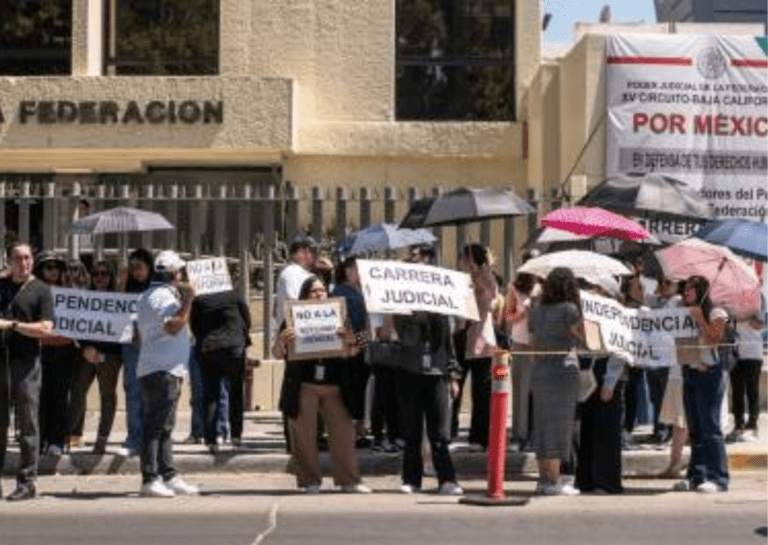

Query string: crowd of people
0 233 764 500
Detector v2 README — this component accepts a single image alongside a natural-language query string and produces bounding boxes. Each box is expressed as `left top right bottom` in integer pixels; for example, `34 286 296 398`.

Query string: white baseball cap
154 250 185 273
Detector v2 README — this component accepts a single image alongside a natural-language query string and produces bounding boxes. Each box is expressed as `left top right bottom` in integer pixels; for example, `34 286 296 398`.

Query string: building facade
654 0 767 25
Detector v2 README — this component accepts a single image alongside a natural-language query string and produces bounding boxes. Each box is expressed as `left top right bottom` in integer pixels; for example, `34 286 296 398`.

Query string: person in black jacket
190 287 251 450
274 275 370 494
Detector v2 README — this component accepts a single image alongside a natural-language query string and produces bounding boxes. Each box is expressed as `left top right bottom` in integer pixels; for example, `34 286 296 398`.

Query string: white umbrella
70 206 175 234
517 250 632 283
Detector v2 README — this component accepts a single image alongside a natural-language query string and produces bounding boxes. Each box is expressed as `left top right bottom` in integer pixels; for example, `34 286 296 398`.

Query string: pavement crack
252 501 279 545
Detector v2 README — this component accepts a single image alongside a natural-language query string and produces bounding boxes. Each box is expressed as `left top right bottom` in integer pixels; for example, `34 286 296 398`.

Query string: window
106 0 218 75
0 0 71 75
396 0 515 121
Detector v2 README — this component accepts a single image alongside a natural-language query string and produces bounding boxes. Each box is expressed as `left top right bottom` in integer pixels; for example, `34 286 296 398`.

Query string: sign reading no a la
186 258 233 295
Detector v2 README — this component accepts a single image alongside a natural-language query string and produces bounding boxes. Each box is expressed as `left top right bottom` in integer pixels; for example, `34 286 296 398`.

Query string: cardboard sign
186 258 233 295
581 291 699 367
52 287 139 343
356 260 479 321
286 297 347 360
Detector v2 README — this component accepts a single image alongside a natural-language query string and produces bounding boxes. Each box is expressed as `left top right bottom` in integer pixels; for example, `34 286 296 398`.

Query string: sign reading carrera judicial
51 288 139 343
606 34 768 223
356 260 479 321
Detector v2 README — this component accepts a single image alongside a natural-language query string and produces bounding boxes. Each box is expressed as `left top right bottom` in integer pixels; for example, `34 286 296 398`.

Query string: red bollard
460 350 529 507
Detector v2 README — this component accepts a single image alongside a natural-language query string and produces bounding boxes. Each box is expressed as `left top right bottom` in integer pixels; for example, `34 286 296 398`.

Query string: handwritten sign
186 258 233 295
581 291 698 367
52 288 139 343
286 297 347 360
357 260 479 321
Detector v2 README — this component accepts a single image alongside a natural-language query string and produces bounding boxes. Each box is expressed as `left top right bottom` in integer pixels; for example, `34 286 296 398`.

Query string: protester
726 313 765 443
576 278 627 494
185 341 229 446
620 274 646 449
529 267 584 495
0 241 55 501
274 275 371 494
674 275 729 493
331 257 371 448
135 250 198 497
69 260 123 455
454 244 497 451
275 234 317 327
118 248 154 457
190 286 251 451
34 251 71 456
503 271 540 451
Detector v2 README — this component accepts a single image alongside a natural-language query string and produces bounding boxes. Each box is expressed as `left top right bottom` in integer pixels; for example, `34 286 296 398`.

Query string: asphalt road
0 473 766 545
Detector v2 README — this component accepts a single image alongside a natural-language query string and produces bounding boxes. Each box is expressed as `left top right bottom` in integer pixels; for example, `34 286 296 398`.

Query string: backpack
715 317 739 372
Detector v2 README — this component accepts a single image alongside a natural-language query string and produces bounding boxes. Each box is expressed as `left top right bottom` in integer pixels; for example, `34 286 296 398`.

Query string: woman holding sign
69 261 123 455
674 275 729 494
274 275 371 494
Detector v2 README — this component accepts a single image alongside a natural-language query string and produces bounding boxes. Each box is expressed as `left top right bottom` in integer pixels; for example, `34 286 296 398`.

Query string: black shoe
7 484 36 501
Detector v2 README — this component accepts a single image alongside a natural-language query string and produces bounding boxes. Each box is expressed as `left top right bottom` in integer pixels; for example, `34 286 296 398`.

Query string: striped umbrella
70 206 175 234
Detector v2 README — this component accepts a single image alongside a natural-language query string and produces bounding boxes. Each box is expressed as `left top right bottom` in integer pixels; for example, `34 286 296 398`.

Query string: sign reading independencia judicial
581 291 699 368
357 260 479 321
52 288 139 343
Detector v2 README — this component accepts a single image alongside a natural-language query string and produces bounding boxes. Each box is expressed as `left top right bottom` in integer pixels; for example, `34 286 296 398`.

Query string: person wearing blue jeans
121 343 143 455
676 275 729 493
187 348 229 442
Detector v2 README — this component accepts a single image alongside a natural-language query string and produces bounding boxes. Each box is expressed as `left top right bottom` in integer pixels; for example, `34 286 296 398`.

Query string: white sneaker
696 481 722 494
303 484 320 494
116 446 139 457
341 483 372 494
399 483 421 494
559 483 581 496
538 483 562 496
672 480 691 492
165 476 199 496
438 482 463 496
140 479 175 498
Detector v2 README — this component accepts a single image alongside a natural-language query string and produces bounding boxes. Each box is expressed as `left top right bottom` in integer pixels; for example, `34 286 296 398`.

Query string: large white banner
357 260 479 321
52 288 139 343
606 34 768 223
581 291 699 368
186 258 233 295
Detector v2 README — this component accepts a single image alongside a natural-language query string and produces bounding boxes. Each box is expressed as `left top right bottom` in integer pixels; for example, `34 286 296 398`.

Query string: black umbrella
399 187 534 228
576 173 713 220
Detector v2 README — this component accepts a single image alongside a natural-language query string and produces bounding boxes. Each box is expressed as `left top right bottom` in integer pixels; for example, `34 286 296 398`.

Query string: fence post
431 187 443 265
239 184 252 303
335 187 348 240
43 182 56 251
165 183 178 250
214 184 227 256
384 186 395 224
503 217 515 286
456 223 466 268
119 183 130 265
481 220 491 249
527 188 538 239
141 184 154 250
285 184 299 248
311 186 323 244
94 184 105 262
359 187 371 229
262 186 276 359
69 181 82 260
190 184 204 259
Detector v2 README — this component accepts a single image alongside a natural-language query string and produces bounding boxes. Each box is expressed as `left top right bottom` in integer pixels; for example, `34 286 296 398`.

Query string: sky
541 0 657 53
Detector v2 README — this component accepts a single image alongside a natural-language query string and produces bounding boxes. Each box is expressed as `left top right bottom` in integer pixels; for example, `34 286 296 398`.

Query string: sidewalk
4 412 766 478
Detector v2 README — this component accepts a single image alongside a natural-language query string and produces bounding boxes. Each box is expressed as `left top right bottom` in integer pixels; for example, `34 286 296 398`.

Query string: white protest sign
606 34 768 222
581 291 699 367
286 297 347 360
356 259 479 321
186 258 233 295
52 288 139 343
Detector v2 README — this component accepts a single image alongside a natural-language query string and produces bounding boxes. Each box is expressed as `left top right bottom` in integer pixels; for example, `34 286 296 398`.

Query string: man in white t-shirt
274 235 317 327
727 314 765 442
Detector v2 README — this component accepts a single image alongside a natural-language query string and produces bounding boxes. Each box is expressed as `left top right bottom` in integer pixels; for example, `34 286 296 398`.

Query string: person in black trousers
190 288 251 451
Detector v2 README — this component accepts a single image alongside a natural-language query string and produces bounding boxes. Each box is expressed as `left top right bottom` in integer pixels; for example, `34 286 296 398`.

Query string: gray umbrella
399 187 534 228
576 173 713 220
70 206 175 234
336 223 436 257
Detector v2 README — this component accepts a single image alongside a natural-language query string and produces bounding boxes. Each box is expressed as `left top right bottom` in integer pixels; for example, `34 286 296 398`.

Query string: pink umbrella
540 207 651 241
655 238 761 319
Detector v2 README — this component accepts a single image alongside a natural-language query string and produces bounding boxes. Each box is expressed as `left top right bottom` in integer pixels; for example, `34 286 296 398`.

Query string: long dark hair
90 260 116 291
298 275 325 300
685 275 714 323
541 267 581 311
461 243 489 267
125 248 154 293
